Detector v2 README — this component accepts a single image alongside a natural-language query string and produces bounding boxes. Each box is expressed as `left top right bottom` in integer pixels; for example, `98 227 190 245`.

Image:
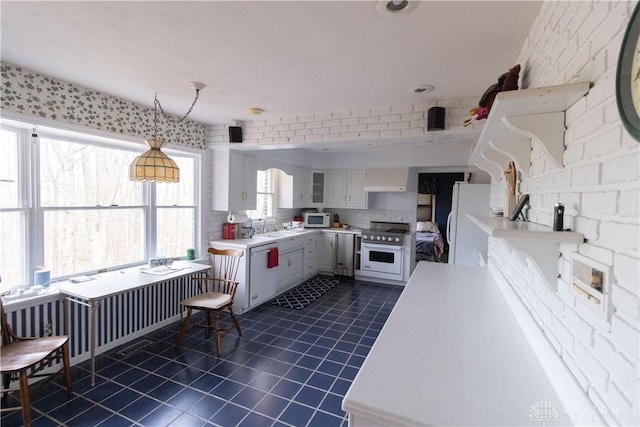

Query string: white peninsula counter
342 262 601 426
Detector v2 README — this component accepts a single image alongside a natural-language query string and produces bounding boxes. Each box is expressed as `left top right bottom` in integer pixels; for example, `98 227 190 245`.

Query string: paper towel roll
34 269 51 287
226 212 249 223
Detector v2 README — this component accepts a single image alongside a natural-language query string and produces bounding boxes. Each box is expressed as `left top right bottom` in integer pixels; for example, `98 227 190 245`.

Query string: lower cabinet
304 234 319 279
277 248 303 292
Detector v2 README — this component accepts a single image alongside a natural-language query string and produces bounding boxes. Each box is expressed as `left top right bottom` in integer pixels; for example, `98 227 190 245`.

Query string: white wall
489 2 639 425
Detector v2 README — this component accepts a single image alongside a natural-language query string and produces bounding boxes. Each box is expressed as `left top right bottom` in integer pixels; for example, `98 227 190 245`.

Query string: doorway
416 172 464 263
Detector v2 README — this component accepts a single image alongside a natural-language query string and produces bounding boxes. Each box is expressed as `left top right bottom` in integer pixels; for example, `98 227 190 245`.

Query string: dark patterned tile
27 278 401 427
119 396 161 422
209 402 249 426
253 394 289 419
138 404 182 426
279 401 315 426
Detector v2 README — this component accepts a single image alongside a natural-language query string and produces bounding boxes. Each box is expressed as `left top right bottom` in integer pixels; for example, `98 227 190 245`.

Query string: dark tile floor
2 277 402 427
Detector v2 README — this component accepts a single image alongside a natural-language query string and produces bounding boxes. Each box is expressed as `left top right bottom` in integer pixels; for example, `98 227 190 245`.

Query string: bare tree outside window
0 122 199 291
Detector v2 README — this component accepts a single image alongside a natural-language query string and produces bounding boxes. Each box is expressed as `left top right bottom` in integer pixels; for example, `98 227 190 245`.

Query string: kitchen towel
267 247 279 268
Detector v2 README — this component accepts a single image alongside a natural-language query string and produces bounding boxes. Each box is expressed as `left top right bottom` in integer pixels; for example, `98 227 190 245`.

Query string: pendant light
130 82 205 183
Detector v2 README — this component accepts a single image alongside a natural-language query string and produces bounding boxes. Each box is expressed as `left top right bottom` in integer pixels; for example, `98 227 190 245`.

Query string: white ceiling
1 0 541 130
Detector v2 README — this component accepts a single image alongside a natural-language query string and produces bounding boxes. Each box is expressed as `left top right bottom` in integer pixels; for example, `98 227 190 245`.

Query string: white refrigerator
446 182 490 266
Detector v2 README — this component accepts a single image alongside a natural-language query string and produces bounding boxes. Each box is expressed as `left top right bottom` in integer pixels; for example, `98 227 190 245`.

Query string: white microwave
303 212 330 228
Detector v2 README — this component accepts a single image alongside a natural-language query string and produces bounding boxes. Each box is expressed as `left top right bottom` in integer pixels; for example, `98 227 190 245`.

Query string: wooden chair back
203 248 244 296
0 297 19 346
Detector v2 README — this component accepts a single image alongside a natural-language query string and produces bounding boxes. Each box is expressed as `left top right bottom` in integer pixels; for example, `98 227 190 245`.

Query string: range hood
364 167 409 192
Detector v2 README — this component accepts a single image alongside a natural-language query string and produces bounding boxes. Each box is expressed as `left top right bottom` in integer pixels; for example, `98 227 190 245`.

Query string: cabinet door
293 167 308 208
309 171 326 206
319 233 336 272
327 170 347 207
228 151 246 211
346 170 367 208
277 253 291 290
289 248 304 284
243 155 258 210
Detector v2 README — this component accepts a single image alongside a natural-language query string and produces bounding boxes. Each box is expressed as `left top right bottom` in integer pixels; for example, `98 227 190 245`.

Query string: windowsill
1 259 209 308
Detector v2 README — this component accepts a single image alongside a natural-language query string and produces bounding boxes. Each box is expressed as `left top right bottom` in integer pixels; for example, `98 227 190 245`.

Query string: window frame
0 116 201 291
247 168 276 220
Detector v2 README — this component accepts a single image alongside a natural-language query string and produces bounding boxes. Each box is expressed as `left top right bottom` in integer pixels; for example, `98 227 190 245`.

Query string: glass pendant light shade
129 139 180 183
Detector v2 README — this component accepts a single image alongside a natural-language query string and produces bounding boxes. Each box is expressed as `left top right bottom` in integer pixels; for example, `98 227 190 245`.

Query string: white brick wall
488 2 640 425
206 100 480 147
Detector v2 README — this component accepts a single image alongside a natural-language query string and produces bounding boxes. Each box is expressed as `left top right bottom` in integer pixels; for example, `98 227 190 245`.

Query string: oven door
360 242 403 281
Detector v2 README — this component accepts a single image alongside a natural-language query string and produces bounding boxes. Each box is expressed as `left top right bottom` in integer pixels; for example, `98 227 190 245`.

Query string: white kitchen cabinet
303 233 319 279
277 235 305 292
327 170 367 209
293 166 308 208
318 232 336 273
211 148 257 211
309 170 326 207
280 167 309 209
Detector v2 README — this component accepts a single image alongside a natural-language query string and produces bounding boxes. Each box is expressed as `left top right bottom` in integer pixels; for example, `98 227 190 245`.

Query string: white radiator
4 275 200 362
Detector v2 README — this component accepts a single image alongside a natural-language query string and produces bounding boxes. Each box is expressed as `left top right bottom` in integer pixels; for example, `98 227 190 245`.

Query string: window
0 119 200 292
0 127 28 288
246 169 275 219
156 156 196 258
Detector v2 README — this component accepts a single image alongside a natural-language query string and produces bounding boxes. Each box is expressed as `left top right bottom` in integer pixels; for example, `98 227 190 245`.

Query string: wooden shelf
469 82 591 182
468 214 584 289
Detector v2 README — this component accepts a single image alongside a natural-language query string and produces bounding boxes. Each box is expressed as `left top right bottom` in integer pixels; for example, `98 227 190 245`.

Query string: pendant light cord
154 88 201 124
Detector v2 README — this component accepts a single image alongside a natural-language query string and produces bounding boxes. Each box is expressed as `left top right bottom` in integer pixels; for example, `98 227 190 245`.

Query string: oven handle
361 243 402 252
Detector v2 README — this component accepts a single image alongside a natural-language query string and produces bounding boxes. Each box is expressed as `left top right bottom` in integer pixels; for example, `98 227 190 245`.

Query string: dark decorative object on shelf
464 64 521 126
508 194 529 221
616 1 640 142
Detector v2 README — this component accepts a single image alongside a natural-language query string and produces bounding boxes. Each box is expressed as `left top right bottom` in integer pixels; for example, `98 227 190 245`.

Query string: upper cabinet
293 166 309 208
211 149 257 211
309 171 326 207
326 170 367 209
280 166 309 209
469 82 591 182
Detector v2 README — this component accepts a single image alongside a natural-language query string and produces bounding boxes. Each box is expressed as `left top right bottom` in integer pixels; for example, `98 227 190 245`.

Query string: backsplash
0 62 207 149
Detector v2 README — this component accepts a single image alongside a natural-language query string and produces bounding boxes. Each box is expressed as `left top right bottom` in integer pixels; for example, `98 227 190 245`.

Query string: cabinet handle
344 195 347 202
348 195 351 202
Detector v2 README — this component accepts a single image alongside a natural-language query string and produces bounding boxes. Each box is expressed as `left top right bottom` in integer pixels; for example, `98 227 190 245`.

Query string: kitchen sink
265 229 305 238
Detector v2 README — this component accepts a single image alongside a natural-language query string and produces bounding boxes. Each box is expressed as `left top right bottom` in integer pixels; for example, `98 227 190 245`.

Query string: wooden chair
175 248 244 356
0 297 73 427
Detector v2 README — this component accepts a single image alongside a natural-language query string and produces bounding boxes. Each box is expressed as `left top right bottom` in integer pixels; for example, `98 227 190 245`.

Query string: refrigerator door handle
446 212 453 245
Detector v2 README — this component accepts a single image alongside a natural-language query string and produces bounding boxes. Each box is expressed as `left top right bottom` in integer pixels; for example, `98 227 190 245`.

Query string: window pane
40 137 142 206
44 208 144 277
156 156 195 205
156 208 195 258
0 211 27 289
0 129 20 208
257 169 271 192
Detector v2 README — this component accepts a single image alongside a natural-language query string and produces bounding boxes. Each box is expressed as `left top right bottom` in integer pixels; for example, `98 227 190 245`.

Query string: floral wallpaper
0 62 207 149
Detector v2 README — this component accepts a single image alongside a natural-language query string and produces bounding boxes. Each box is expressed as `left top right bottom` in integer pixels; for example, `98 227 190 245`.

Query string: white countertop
343 262 597 426
210 228 360 249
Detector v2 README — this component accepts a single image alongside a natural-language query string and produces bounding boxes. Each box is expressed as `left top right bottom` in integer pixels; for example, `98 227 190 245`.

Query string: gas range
360 221 410 246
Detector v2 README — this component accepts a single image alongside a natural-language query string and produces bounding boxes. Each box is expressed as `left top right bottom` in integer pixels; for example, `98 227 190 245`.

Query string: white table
59 262 210 386
343 262 600 426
